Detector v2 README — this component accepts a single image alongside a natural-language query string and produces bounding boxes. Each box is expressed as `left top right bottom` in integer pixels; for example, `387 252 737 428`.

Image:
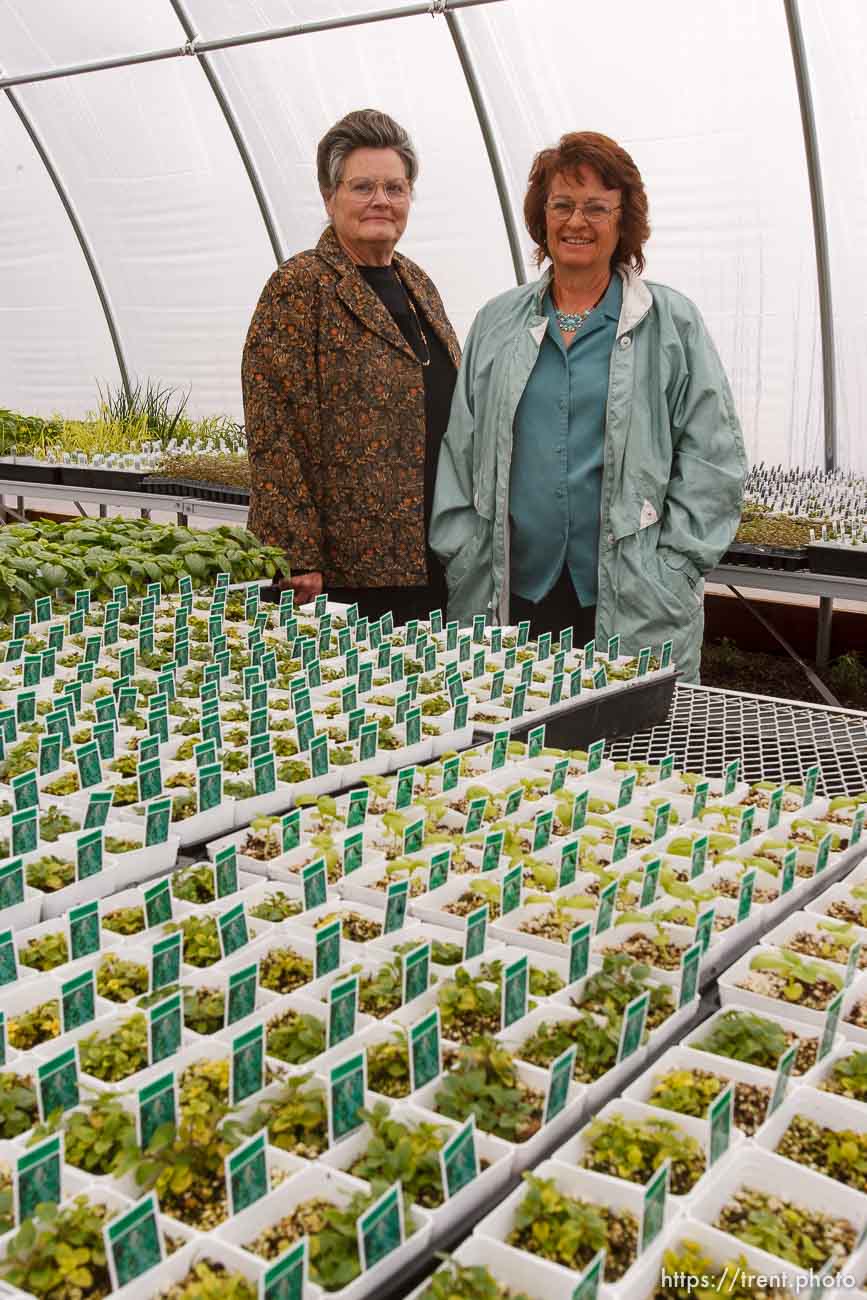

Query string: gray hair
316 109 419 198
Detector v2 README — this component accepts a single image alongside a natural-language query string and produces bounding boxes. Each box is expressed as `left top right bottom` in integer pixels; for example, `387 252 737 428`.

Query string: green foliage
508 1173 638 1281
159 1259 257 1299
258 944 314 994
420 1260 532 1300
250 1074 328 1159
577 953 674 1029
0 1070 38 1140
714 1186 856 1269
367 1030 411 1098
693 1009 791 1070
18 930 69 972
823 1049 867 1101
582 1112 705 1194
266 1009 326 1066
102 905 145 936
437 967 503 1042
0 1195 114 1298
171 863 216 905
248 891 302 922
654 1239 787 1300
164 914 221 967
434 1037 542 1143
360 960 404 1019
519 1012 619 1084
30 1092 136 1177
349 1103 450 1207
183 986 226 1036
95 952 149 1003
25 855 74 894
776 1114 867 1192
8 999 60 1052
79 1012 148 1082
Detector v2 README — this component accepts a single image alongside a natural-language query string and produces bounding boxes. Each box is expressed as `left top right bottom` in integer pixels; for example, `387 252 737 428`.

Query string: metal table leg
816 596 833 669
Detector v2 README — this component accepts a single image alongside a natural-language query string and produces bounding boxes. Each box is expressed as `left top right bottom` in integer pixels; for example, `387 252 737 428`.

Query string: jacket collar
531 262 653 338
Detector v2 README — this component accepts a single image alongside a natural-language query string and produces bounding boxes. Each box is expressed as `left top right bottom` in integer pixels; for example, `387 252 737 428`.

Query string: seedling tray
0 455 60 485
722 541 808 570
505 668 677 750
142 475 250 505
807 541 867 579
56 465 145 491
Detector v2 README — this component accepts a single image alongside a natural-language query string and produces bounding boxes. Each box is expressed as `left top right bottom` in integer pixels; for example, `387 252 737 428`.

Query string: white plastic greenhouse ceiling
1 0 866 473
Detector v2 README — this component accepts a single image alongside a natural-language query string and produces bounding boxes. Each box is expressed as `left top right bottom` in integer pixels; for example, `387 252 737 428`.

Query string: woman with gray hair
243 108 460 621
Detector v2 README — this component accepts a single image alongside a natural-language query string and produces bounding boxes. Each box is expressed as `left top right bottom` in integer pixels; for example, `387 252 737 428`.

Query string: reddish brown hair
524 131 650 272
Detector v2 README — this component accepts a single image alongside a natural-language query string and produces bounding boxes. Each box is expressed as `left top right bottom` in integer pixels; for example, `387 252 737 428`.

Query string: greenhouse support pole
445 8 526 285
2 85 133 403
166 0 286 265
783 0 836 472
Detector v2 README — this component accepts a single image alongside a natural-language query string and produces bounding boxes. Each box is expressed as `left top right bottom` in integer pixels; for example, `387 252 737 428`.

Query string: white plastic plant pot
0 1136 89 1205
684 1002 838 1083
427 713 474 757
488 896 595 960
177 962 281 1043
230 779 296 829
36 763 90 803
495 1002 607 1111
320 1099 514 1244
624 1043 781 1140
13 916 75 983
4 974 115 1061
0 1183 135 1293
235 878 308 931
239 988 374 1078
473 1157 678 1293
98 886 194 947
830 982 867 1046
590 920 696 991
286 898 413 952
803 1038 867 1100
367 921 486 979
552 1096 744 1211
168 861 260 911
156 903 268 979
404 1235 587 1300
718 945 865 1029
213 1162 432 1300
245 930 327 1002
761 910 867 976
21 843 124 920
205 822 301 879
111 1238 290 1300
101 819 181 888
689 1143 867 1276
694 859 785 922
171 796 238 849
806 880 867 928
0 875 42 933
51 1005 195 1095
336 857 421 912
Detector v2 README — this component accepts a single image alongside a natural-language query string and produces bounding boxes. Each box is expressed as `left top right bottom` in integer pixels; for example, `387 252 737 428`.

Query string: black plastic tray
0 457 61 485
505 669 678 750
57 466 144 491
141 476 249 505
807 542 867 580
722 541 808 571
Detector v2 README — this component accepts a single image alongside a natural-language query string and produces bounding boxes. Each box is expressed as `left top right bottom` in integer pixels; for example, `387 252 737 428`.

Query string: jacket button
619 334 632 349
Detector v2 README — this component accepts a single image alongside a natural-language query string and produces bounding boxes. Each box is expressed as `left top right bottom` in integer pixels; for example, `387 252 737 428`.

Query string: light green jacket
429 265 747 682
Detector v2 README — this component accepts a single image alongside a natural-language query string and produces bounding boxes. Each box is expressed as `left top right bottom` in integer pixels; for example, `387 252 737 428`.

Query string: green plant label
48 623 65 651
37 1047 79 1120
118 644 135 679
611 824 632 865
481 829 504 873
198 760 223 813
502 954 529 1029
76 661 95 686
0 859 24 911
439 1113 478 1201
294 707 315 753
346 788 369 829
219 901 249 960
104 1191 163 1291
0 929 16 987
571 1248 605 1300
446 672 463 707
814 832 832 875
618 989 650 1063
348 707 366 743
403 817 425 857
678 941 702 1009
357 660 373 694
595 879 618 934
15 1133 62 1226
464 904 488 960
46 708 70 750
453 696 469 733
559 840 578 890
766 1041 798 1118
151 932 182 992
572 789 589 832
767 787 784 831
818 989 844 1061
227 963 258 1027
617 772 637 809
440 755 460 794
695 905 715 955
405 1008 441 1095
315 918 342 979
803 764 820 806
280 808 301 854
0 709 16 748
76 740 103 789
253 751 277 796
640 1157 669 1253
22 653 41 688
464 796 487 836
61 969 96 1033
587 739 605 774
302 858 328 912
427 849 450 893
11 808 38 856
144 795 172 847
310 734 329 778
68 900 100 962
533 809 554 852
138 756 163 802
95 693 117 727
510 682 527 718
76 828 103 881
851 806 865 846
148 708 169 746
538 1042 576 1132
501 864 523 918
500 788 521 822
384 879 410 934
230 1022 265 1105
456 635 470 668
250 706 269 739
139 628 155 657
652 802 671 842
226 1129 268 1221
774 849 796 901
357 1181 404 1273
137 1070 178 1151
723 758 740 797
329 1052 366 1144
103 619 119 649
3 638 23 664
690 834 709 880
402 942 430 1005
738 805 756 846
404 705 422 747
514 619 529 648
736 868 756 924
11 769 38 812
214 846 239 899
328 974 359 1048
591 665 608 692
359 720 379 761
486 668 503 701
260 1238 308 1300
194 739 217 770
118 685 137 715
548 761 571 801
0 1011 6 1067
708 1082 733 1166
16 690 36 725
845 940 862 988
395 765 415 811
568 920 592 985
92 720 116 761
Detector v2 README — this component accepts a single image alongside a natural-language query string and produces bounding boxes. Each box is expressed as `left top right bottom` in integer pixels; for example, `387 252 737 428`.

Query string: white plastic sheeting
0 0 864 472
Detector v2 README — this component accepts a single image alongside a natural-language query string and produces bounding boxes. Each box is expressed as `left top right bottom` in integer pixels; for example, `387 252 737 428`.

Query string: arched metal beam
445 9 526 284
166 0 285 265
782 0 836 471
3 85 132 401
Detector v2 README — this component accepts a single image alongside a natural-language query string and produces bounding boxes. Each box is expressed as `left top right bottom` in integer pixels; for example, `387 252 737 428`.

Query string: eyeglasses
340 177 412 202
545 198 621 224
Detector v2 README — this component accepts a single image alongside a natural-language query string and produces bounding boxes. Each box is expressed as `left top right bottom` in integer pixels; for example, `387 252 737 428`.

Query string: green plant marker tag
394 764 415 811
639 857 662 909
75 828 103 881
691 781 709 819
481 829 504 873
803 764 820 806
138 756 162 802
12 769 38 812
104 1191 163 1291
736 868 756 924
225 1129 269 1223
612 824 632 864
533 808 554 852
23 653 42 687
15 1133 62 1226
226 963 258 1028
358 1180 404 1271
501 863 523 917
549 760 570 798
441 754 460 793
587 739 605 774
559 840 578 890
218 901 249 959
253 751 277 796
572 1249 605 1300
198 760 222 813
708 1082 733 1166
143 795 171 847
500 787 521 822
845 940 862 988
358 660 373 693
502 953 529 1029
403 816 425 857
303 859 328 912
678 941 702 1008
851 806 865 846
347 788 369 829
464 904 488 960
723 758 740 797
526 724 545 758
0 929 16 987
359 720 379 760
37 1047 79 1120
231 1023 265 1105
572 789 589 832
618 989 650 1063
329 1052 366 1144
11 808 37 856
409 1007 441 1092
148 707 169 745
694 904 715 956
16 690 36 725
510 682 527 719
0 859 24 911
151 932 182 993
640 1158 669 1253
814 832 832 875
315 918 342 979
402 942 430 1005
464 796 488 835
617 772 637 809
214 845 239 899
68 900 101 962
46 708 70 751
92 720 116 761
144 877 172 928
384 878 411 935
310 734 329 778
281 808 301 853
652 802 671 842
767 787 784 831
348 707 366 743
591 665 607 691
0 1011 6 1066
491 727 510 771
766 1041 798 1118
48 623 65 651
595 879 618 934
738 805 756 845
439 1114 478 1200
428 848 450 893
138 1071 177 1150
328 973 359 1049
260 1240 307 1300
61 969 96 1033
4 638 23 664
568 920 592 984
776 846 797 897
690 834 709 880
405 704 422 746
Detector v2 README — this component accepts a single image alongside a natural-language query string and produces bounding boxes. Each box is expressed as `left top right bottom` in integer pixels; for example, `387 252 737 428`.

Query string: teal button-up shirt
509 272 623 605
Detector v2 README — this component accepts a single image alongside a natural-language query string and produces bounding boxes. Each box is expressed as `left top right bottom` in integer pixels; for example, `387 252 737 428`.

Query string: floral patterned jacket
242 225 461 586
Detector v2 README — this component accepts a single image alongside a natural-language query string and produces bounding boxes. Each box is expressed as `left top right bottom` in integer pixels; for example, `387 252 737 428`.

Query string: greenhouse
0 2 866 1298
